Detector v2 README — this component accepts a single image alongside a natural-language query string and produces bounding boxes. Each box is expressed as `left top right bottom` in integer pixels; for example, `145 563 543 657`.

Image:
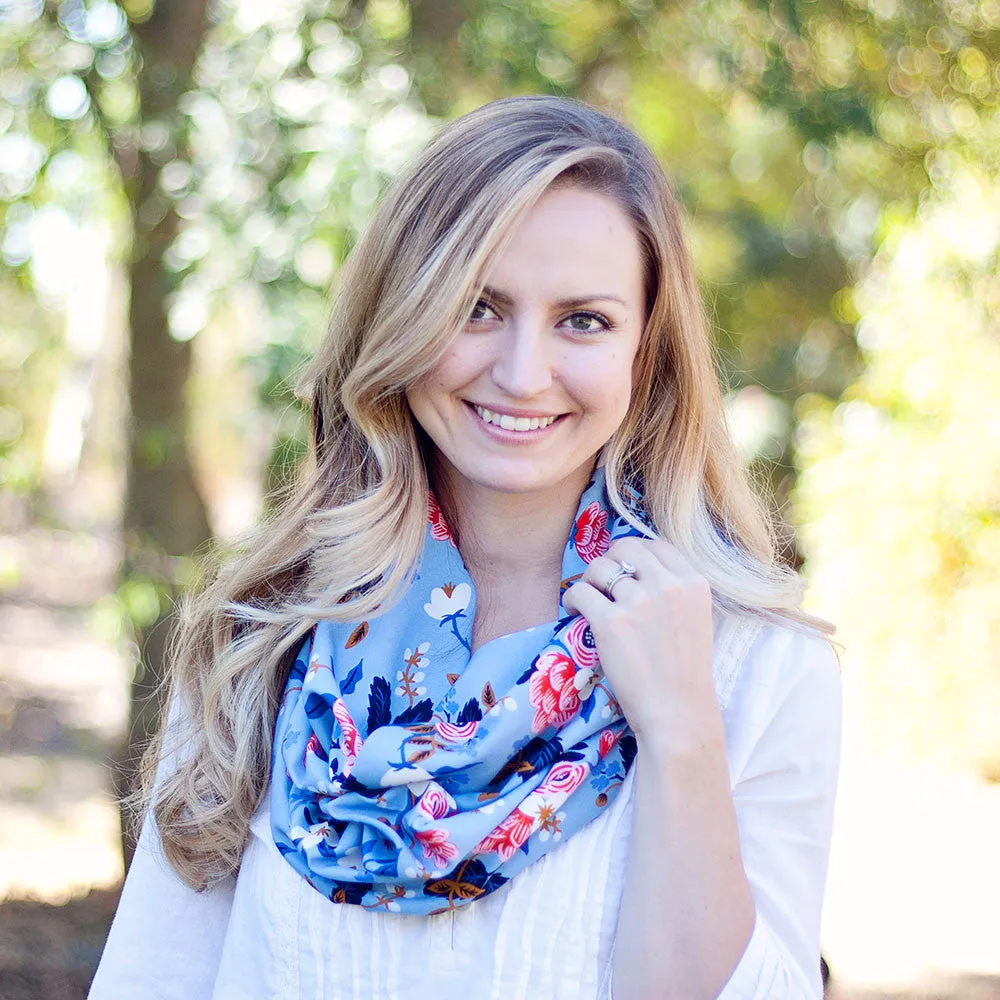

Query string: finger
604 540 671 581
603 571 643 603
562 579 611 620
614 535 694 576
583 554 638 595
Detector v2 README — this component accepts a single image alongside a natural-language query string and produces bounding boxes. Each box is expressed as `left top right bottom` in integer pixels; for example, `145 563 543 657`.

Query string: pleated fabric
224 759 637 1000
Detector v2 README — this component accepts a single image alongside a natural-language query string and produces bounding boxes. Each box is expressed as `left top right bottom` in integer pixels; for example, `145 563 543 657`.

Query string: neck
431 457 597 587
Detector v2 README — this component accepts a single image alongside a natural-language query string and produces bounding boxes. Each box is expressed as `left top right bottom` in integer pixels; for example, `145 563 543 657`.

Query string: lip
464 401 564 420
463 400 567 441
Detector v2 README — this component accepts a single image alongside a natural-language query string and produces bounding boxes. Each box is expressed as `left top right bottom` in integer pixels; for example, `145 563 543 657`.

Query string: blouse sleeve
87 700 237 1000
87 813 236 1000
713 625 843 999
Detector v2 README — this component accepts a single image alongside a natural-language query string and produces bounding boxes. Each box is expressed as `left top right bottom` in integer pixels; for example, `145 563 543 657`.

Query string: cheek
426 344 487 394
569 351 633 418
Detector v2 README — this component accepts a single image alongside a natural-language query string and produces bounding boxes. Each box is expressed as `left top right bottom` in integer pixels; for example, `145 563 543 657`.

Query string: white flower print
290 821 331 850
423 582 472 651
397 642 430 702
424 582 472 620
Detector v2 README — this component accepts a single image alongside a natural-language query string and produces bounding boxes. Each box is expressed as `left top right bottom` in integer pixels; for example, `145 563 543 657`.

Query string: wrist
631 703 726 763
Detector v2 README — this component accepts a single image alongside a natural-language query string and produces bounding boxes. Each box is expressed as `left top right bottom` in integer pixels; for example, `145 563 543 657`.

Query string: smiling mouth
468 403 563 432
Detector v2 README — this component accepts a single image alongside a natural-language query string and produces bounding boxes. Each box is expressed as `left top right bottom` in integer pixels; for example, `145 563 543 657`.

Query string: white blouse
88 614 841 1000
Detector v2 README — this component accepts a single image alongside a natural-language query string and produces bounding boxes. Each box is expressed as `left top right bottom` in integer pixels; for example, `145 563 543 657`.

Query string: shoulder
712 606 839 698
717 614 842 781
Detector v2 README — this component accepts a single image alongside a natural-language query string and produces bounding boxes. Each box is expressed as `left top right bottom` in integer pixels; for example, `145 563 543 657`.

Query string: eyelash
468 299 613 334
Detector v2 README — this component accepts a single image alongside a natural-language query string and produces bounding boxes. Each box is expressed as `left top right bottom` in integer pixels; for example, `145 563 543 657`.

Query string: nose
490 315 553 399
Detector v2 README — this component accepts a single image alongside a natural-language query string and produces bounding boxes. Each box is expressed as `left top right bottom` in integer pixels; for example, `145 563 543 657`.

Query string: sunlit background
1 0 999 996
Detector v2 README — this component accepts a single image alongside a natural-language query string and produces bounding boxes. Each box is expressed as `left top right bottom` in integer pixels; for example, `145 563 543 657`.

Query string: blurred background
1 0 999 997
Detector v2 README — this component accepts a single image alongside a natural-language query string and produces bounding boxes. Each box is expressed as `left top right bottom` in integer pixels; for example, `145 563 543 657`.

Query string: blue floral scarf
271 467 644 915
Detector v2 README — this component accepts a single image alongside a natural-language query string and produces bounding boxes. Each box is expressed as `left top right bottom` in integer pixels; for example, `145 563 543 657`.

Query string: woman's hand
561 536 717 749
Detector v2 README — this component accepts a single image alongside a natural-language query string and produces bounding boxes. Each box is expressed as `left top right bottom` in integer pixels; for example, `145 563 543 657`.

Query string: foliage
796 151 1000 776
2 0 1000 774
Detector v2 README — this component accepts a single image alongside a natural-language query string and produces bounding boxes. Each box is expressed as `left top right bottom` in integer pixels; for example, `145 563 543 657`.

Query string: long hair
144 95 831 890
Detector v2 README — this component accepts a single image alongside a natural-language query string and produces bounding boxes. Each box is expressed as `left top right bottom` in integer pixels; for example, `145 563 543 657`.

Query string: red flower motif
332 698 363 776
528 651 582 734
435 720 478 744
304 732 327 764
563 615 600 670
417 783 456 820
598 729 621 760
428 492 456 546
573 501 610 563
413 826 459 869
474 807 534 862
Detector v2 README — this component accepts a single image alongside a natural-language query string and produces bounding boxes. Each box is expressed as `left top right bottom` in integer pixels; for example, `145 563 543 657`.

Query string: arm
87 813 236 1000
612 626 842 1000
88 697 237 999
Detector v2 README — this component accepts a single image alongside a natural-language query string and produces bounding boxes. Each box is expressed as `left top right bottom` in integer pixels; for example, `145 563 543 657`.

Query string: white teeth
473 405 558 432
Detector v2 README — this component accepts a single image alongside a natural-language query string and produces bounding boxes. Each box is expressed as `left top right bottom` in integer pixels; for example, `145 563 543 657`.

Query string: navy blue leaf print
579 693 596 723
526 736 564 771
618 731 638 773
393 698 434 724
457 697 483 724
329 881 370 905
367 675 392 733
304 692 330 719
340 774 382 799
340 660 364 694
561 751 586 761
515 655 540 685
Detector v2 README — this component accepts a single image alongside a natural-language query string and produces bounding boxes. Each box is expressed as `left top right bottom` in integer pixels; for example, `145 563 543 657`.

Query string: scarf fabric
271 467 645 915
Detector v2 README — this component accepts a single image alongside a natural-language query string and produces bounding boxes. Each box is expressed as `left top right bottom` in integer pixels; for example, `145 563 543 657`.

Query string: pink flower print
598 728 621 760
563 614 600 670
528 651 582 733
417 782 457 820
534 760 590 799
428 492 456 546
573 501 610 563
474 807 535 862
476 761 589 861
413 826 459 869
435 719 478 744
332 698 363 777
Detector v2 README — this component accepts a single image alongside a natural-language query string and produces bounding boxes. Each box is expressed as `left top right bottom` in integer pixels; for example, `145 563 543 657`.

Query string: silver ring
604 560 638 599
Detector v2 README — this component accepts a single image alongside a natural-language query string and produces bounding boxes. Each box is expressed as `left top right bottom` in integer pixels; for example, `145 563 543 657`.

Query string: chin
449 452 598 498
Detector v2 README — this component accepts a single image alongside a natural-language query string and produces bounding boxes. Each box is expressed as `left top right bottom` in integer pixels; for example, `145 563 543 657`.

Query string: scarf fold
271 467 645 915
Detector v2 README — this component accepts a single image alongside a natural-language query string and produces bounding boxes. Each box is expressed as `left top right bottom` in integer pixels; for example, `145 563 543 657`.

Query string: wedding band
603 560 638 598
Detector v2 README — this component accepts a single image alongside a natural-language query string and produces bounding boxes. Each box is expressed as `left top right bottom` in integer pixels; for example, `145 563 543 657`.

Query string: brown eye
469 298 499 322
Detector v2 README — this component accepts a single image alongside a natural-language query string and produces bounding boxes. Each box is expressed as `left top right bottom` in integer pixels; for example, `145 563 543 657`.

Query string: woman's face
406 184 646 501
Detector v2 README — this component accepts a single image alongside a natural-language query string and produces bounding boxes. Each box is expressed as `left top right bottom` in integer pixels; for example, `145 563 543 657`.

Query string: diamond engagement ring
603 559 638 598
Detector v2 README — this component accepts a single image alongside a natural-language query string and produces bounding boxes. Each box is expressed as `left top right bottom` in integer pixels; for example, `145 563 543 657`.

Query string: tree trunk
111 0 212 871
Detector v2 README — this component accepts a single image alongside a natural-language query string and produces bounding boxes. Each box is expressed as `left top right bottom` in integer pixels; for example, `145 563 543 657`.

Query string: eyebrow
480 285 629 310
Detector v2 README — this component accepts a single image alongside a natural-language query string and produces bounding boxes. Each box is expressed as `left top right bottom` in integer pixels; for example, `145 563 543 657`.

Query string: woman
90 96 841 1000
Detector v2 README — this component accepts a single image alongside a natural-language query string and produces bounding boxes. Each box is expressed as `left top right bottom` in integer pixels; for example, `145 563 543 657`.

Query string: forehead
481 185 644 303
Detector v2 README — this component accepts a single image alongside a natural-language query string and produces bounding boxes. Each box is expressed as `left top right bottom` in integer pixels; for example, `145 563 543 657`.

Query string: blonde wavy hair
144 95 831 891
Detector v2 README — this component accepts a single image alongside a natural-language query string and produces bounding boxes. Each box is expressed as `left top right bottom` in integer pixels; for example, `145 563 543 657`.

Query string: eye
468 298 500 323
561 311 611 334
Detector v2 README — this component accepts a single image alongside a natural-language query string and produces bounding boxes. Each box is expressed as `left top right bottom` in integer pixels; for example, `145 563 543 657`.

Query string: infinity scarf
271 467 645 915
